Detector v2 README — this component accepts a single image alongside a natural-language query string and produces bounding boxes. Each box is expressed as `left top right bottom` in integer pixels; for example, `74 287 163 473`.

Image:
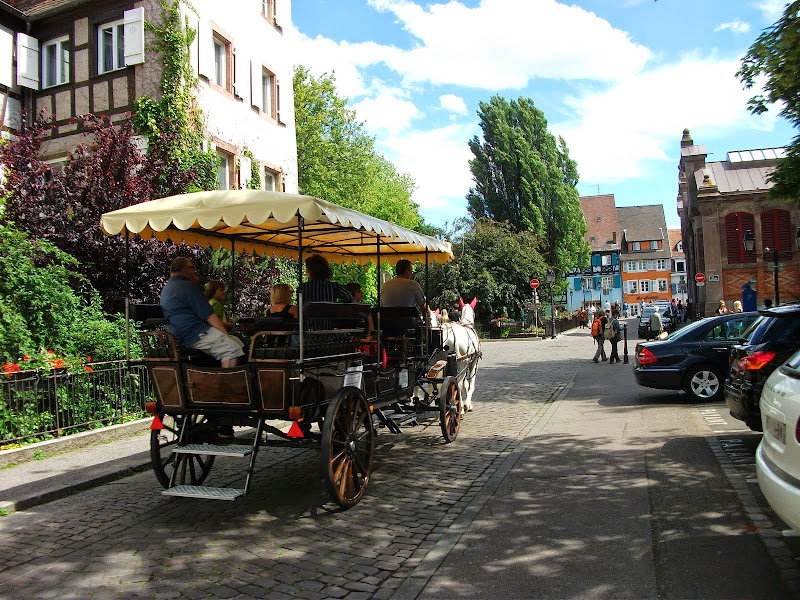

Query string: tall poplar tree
466 96 589 276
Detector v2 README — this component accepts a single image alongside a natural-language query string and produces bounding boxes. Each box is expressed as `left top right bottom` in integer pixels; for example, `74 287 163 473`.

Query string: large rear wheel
439 377 462 443
321 388 374 508
150 414 216 488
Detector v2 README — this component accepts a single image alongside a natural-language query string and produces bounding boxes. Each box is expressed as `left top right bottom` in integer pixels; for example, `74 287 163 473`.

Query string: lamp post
546 269 556 339
743 227 800 307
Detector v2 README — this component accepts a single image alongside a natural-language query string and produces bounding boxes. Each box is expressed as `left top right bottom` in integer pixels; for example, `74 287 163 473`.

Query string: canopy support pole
230 238 236 318
424 248 429 356
376 236 381 366
297 215 304 381
124 230 130 362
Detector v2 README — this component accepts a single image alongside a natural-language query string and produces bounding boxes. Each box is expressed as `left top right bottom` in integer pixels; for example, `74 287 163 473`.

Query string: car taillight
637 348 658 365
737 351 777 371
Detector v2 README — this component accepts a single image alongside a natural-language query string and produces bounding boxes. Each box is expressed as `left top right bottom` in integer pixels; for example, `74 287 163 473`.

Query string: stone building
677 129 799 315
0 0 297 192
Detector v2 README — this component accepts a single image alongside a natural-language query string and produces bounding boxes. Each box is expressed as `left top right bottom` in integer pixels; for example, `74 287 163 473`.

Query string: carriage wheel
321 388 375 508
150 414 216 488
439 377 462 443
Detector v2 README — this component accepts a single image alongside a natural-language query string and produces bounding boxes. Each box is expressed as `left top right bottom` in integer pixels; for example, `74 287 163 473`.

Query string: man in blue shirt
160 257 244 368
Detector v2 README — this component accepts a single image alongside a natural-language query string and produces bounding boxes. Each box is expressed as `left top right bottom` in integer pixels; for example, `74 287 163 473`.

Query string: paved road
0 327 796 600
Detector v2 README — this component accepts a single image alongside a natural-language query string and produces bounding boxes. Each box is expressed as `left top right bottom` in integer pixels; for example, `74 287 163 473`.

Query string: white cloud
753 0 788 21
714 19 752 33
439 94 468 115
376 124 476 214
352 94 421 135
553 54 779 184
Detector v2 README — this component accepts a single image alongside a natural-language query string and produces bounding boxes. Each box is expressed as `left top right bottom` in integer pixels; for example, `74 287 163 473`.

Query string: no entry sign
695 273 705 283
530 279 540 289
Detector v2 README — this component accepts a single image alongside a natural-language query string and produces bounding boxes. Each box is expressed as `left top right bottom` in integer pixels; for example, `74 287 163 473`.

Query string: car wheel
683 365 724 402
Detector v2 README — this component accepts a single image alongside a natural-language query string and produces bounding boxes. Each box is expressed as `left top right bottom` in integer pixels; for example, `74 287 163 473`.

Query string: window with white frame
625 280 638 294
583 277 593 290
601 254 611 266
217 150 232 190
657 279 668 292
42 36 69 87
263 167 277 191
213 37 228 89
650 241 659 250
625 261 637 272
638 260 648 271
677 241 683 252
262 67 276 118
601 276 612 295
98 19 125 74
675 259 685 273
262 0 277 23
631 241 640 251
657 259 668 270
639 280 651 293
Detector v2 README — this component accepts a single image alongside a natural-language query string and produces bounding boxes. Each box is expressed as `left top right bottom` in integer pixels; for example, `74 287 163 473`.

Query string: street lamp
743 227 800 306
546 269 556 339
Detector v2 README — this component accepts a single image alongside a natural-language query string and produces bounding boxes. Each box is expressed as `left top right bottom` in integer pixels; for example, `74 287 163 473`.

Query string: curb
0 418 151 468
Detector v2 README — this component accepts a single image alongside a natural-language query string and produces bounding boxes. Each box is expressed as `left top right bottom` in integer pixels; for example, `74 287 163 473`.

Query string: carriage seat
130 303 219 366
379 307 421 338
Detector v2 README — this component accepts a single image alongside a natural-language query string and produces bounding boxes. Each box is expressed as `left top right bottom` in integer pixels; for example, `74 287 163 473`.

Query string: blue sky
288 0 795 230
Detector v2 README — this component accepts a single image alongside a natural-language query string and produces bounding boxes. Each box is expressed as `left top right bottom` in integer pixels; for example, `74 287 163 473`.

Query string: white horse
440 299 482 414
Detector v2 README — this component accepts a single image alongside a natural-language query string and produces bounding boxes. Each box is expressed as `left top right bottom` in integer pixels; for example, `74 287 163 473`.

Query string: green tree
466 96 589 276
738 1 800 202
425 219 547 321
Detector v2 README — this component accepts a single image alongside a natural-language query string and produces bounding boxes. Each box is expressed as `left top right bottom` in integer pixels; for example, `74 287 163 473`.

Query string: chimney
612 231 617 244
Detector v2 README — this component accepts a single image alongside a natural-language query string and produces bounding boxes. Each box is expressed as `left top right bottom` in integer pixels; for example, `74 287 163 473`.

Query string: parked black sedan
634 312 760 402
726 304 800 431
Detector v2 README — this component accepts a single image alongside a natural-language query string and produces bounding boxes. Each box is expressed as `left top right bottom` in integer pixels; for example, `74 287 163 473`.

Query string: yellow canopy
101 190 453 264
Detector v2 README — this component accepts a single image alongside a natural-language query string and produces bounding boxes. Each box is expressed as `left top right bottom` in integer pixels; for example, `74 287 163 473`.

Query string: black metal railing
0 361 155 446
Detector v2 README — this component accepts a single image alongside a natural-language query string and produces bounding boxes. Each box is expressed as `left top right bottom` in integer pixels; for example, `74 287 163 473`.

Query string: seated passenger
205 280 235 332
380 259 427 313
300 254 353 330
159 257 244 368
267 283 299 322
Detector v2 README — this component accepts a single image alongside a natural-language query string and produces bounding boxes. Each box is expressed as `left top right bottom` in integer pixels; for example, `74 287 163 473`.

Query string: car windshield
641 308 654 319
786 348 800 370
743 313 800 345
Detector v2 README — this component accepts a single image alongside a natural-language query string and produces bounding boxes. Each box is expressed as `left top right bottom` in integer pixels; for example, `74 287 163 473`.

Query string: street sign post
695 273 705 287
530 279 540 289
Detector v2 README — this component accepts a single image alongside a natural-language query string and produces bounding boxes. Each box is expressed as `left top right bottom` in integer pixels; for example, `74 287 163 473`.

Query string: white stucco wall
181 0 298 192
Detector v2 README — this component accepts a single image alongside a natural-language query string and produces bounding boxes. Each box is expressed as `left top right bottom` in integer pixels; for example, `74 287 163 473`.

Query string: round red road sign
530 279 540 289
695 273 705 283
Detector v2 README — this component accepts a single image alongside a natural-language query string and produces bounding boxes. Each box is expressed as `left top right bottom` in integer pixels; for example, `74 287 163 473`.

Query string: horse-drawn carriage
101 191 480 508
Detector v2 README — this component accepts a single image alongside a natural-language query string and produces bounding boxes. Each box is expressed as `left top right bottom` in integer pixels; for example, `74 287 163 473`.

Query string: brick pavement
0 331 589 600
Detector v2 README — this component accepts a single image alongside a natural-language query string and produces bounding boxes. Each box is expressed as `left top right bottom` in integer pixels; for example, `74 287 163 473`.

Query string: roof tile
579 194 620 252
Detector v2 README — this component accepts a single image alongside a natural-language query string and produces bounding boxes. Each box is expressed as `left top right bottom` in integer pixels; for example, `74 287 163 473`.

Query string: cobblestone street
0 334 584 600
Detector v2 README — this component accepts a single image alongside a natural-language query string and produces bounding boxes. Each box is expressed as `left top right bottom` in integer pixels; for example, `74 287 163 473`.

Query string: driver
160 257 244 368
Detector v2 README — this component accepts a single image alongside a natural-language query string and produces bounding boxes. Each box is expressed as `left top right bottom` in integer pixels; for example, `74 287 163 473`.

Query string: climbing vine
242 148 262 190
132 0 217 195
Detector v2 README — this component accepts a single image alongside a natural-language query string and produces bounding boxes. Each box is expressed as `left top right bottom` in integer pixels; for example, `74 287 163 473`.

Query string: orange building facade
618 205 672 314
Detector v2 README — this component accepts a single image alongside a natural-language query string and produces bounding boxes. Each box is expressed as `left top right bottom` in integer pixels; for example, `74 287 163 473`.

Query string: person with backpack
607 309 623 363
592 309 608 362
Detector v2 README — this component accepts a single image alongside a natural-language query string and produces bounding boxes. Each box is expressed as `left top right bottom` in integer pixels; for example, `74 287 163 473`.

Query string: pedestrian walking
604 299 611 313
578 307 587 328
592 309 608 362
607 309 623 363
587 304 596 328
649 306 663 340
623 301 629 318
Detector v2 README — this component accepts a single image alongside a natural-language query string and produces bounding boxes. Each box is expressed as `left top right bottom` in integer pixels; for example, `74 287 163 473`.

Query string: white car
756 349 800 531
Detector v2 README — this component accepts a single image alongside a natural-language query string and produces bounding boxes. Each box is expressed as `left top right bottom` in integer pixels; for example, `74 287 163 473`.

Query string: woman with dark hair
300 254 353 303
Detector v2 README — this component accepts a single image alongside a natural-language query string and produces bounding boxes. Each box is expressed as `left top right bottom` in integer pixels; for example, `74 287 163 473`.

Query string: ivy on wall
132 0 217 195
242 148 262 190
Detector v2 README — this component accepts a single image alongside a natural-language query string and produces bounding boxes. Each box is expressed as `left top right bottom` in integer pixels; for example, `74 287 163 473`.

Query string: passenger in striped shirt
300 254 353 330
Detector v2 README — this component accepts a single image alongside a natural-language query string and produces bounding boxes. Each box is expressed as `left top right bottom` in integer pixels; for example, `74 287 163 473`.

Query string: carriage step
162 485 245 500
387 413 419 426
172 444 253 457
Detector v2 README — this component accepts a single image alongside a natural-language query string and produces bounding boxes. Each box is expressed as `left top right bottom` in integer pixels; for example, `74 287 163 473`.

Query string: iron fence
0 361 155 446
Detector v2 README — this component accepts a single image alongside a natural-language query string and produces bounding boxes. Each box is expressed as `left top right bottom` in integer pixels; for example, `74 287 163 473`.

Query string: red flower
86 356 92 361
22 356 30 361
2 363 21 375
84 366 94 373
47 350 54 354
52 359 65 369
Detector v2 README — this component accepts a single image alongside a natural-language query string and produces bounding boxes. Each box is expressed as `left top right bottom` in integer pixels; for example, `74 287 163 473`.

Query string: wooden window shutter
197 20 213 79
761 209 792 260
725 212 755 264
123 7 145 65
16 33 39 89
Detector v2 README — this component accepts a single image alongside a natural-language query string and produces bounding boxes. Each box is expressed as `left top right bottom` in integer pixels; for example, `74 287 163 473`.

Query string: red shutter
726 212 755 264
761 209 792 260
